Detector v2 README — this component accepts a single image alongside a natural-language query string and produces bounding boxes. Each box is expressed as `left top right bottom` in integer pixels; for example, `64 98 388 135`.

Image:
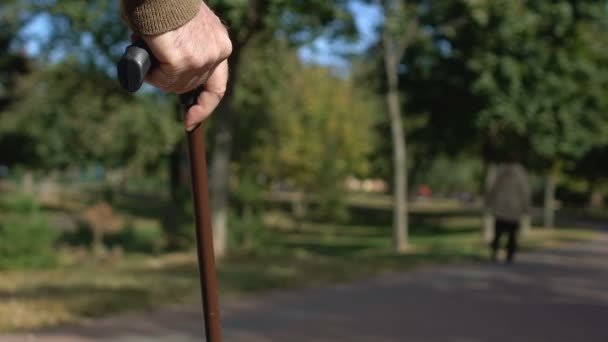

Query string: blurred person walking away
488 155 531 264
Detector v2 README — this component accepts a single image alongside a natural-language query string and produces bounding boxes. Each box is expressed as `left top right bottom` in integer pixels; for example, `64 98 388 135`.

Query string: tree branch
380 0 420 62
396 14 419 62
236 0 269 48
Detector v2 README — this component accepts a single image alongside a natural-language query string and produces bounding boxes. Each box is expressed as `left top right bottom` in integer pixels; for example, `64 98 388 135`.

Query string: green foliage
208 0 356 46
311 187 350 223
25 0 128 65
60 209 166 255
229 40 379 221
0 216 59 270
569 146 608 184
0 203 596 332
462 0 608 164
60 222 94 248
230 173 270 252
397 0 608 173
105 222 165 255
1 61 182 169
2 1 182 173
228 210 270 254
246 49 379 190
417 155 483 195
0 2 33 165
233 172 263 207
161 206 196 252
1 192 39 213
6 0 364 254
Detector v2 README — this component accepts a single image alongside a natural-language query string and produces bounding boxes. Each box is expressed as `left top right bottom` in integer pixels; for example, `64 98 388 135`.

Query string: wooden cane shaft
187 123 222 342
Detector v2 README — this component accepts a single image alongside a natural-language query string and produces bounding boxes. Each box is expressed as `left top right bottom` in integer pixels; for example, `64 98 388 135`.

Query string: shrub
0 216 59 269
228 211 271 254
311 188 350 223
1 193 39 213
60 222 93 248
161 204 196 251
158 190 197 251
106 222 164 255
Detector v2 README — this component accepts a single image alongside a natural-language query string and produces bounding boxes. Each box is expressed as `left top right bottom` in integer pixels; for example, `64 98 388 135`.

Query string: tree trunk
242 203 253 250
164 102 190 251
22 170 34 194
208 0 264 257
169 100 189 201
209 48 241 259
209 96 233 259
588 179 604 209
520 214 532 237
164 140 188 251
384 36 408 252
291 191 307 220
483 163 498 242
169 141 186 200
590 191 604 209
544 170 557 229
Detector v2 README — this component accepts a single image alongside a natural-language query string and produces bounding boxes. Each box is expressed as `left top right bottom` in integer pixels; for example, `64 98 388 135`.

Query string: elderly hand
140 2 232 130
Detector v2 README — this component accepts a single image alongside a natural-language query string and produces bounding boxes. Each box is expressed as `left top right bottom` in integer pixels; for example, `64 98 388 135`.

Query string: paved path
3 233 608 342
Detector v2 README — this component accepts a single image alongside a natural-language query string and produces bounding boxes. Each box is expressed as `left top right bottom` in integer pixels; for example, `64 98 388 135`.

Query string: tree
463 0 608 228
364 0 483 250
407 0 608 230
12 1 359 256
568 146 608 208
243 46 378 215
4 0 184 171
0 2 35 168
1 60 181 170
27 1 129 66
374 0 424 252
0 1 35 114
203 0 356 257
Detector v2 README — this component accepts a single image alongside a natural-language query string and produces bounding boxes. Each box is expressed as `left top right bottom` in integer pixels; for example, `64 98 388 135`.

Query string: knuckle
220 34 233 59
204 50 220 66
215 83 227 98
162 52 183 68
185 53 200 68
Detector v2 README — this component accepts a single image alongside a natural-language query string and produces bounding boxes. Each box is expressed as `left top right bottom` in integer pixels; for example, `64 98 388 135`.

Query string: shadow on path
3 232 608 342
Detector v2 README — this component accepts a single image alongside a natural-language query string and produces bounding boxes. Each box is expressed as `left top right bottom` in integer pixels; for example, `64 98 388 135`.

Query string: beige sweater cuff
121 0 201 36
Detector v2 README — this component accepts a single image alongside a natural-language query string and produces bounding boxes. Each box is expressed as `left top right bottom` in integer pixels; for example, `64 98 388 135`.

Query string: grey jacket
488 163 531 222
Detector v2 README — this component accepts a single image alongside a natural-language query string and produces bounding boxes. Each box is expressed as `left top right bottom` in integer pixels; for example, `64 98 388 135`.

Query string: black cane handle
117 40 200 108
117 40 156 93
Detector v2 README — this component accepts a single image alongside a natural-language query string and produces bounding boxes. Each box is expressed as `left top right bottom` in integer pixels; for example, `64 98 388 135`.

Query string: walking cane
117 40 222 342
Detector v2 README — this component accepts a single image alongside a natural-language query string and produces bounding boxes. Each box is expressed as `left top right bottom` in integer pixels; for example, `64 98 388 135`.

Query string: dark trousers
491 218 519 263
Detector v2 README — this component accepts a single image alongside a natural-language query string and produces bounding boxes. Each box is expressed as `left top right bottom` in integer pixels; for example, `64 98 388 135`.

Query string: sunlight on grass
0 253 202 332
0 211 598 333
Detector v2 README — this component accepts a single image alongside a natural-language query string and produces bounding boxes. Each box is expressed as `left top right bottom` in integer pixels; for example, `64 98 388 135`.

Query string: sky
299 2 383 72
20 2 384 73
20 13 52 57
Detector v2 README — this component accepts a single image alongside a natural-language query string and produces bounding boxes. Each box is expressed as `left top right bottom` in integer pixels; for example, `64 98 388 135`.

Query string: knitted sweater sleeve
121 0 201 36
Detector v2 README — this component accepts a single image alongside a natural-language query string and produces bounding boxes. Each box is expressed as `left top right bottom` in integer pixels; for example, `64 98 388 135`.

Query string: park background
0 0 607 334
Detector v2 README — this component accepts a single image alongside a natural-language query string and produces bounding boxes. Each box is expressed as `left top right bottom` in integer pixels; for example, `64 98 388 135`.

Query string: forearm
121 0 202 35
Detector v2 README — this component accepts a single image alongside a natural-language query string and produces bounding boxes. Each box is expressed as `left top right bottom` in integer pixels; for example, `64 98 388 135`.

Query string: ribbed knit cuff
121 0 201 36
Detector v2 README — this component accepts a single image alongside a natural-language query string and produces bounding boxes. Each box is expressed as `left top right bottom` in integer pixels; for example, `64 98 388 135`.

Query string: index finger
185 60 229 131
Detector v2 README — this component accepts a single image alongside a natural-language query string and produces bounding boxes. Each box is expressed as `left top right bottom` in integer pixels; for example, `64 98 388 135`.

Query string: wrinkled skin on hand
141 2 232 130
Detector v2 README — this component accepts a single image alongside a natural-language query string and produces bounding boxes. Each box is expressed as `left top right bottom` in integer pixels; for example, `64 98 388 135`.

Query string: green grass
561 207 608 221
0 205 597 333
